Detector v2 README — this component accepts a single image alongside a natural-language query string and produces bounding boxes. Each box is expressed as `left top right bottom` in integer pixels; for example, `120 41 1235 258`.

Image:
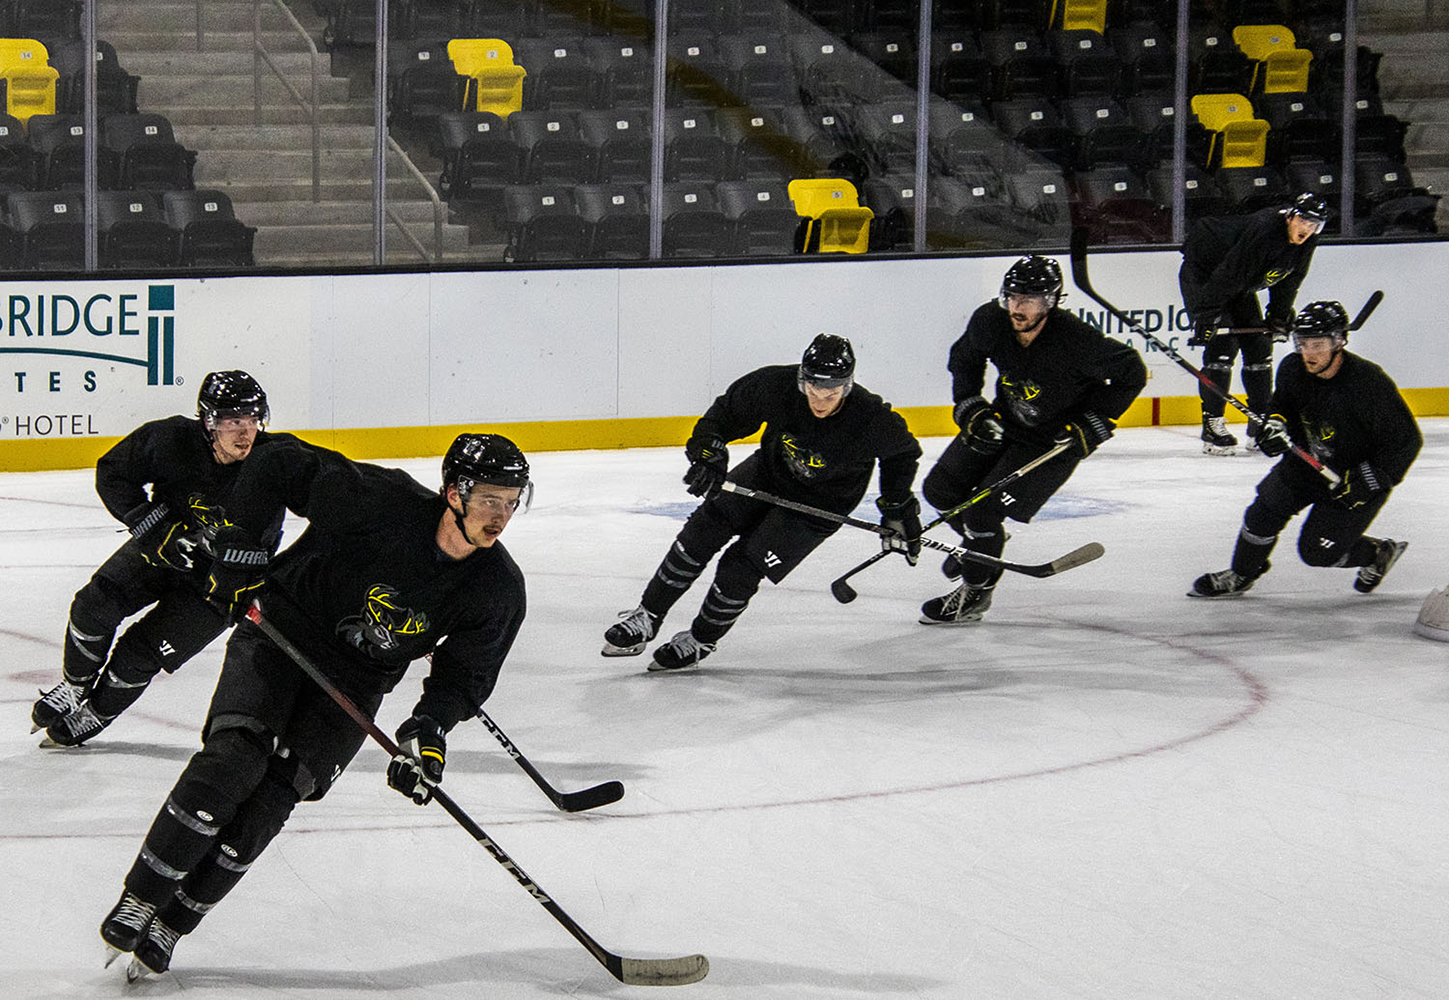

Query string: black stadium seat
96 190 179 268
162 190 256 267
500 184 585 262
5 190 84 268
575 183 648 260
102 114 197 192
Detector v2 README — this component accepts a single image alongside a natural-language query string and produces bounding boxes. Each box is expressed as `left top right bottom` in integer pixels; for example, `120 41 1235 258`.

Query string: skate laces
664 631 709 659
612 607 655 642
60 702 105 737
1207 569 1244 590
112 894 157 933
147 920 181 955
38 680 85 716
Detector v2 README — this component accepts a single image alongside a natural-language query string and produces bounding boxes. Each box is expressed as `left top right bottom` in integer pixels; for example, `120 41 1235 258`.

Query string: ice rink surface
3 421 1447 999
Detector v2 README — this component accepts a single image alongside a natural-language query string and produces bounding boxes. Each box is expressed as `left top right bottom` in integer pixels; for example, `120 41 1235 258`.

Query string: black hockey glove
1054 412 1115 459
126 501 193 573
388 714 446 805
959 403 1005 457
1266 306 1295 343
877 495 922 566
1186 315 1219 348
1255 416 1291 457
683 433 729 498
203 525 269 623
1331 461 1385 511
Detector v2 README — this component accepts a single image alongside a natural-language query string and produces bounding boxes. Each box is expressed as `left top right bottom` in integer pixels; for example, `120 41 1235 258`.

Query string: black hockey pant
1230 460 1389 580
640 461 839 645
923 435 1082 588
1199 292 1274 418
65 541 228 720
122 624 380 935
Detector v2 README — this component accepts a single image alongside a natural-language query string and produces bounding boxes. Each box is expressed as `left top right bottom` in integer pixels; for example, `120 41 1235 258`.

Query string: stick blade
1049 542 1105 574
559 780 625 812
830 580 859 604
617 953 710 986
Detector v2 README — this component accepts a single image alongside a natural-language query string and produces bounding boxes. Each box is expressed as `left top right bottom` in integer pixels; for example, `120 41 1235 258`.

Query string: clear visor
999 291 1055 312
206 407 266 432
460 478 534 515
1290 212 1326 234
1292 332 1342 351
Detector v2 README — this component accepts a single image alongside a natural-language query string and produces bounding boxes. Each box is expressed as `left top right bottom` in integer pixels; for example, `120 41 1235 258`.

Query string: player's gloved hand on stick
1330 461 1384 510
1186 315 1219 348
203 525 269 623
877 495 922 566
683 433 729 497
388 714 446 805
956 399 1005 457
1266 306 1295 343
1255 416 1291 457
127 501 193 572
1054 411 1115 459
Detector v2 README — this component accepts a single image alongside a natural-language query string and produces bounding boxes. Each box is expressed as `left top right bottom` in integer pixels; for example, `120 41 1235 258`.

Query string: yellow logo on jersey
1263 267 1292 286
780 433 826 479
1000 376 1041 401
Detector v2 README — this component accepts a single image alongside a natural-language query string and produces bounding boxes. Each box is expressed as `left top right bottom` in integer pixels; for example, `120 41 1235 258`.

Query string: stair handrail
253 0 321 201
385 135 446 263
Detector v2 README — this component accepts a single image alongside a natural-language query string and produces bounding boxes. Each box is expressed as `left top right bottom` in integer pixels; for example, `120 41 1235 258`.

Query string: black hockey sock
1230 524 1277 580
959 509 1007 588
690 551 762 645
1242 362 1272 416
1200 362 1233 418
87 670 152 719
641 539 709 615
61 615 112 687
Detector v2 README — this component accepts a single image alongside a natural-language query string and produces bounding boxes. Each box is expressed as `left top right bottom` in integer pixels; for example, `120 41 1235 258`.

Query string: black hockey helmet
1291 300 1349 349
798 333 856 394
197 370 268 437
442 433 533 511
1000 255 1064 309
1287 191 1330 226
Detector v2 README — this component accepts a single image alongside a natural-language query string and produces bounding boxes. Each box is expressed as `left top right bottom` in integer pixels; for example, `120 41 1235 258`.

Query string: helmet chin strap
448 493 481 548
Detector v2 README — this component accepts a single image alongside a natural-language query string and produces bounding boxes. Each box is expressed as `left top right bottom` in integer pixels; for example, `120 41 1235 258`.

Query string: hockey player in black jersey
1179 192 1328 454
32 371 298 747
1189 301 1421 598
601 333 923 671
98 433 530 978
919 255 1147 624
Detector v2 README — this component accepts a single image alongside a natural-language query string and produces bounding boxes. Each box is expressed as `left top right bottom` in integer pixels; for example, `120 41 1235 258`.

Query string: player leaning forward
98 433 530 978
919 255 1146 624
32 371 297 747
1189 301 1420 598
602 333 923 670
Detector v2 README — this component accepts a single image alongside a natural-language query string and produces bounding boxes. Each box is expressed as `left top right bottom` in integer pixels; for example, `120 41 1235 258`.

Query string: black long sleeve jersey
949 303 1148 445
226 442 526 732
1269 351 1422 485
95 414 299 554
1179 207 1319 320
694 364 922 515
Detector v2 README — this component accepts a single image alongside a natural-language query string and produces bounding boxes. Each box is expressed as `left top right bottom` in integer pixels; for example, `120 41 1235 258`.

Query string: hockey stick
1215 293 1384 336
830 441 1074 603
718 481 1104 579
477 708 624 813
1068 230 1341 487
245 604 709 987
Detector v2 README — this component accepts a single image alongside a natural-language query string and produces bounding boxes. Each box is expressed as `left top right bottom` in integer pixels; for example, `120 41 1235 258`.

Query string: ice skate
1188 568 1254 598
100 891 157 966
41 701 112 748
919 583 994 624
1355 539 1407 594
1201 415 1237 455
127 919 181 981
602 605 661 656
648 630 714 671
30 678 88 733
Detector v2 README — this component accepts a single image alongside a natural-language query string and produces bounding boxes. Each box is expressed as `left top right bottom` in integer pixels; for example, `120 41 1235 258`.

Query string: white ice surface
3 422 1448 999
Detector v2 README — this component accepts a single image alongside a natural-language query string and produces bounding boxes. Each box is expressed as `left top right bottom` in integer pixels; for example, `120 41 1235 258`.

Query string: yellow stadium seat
1051 0 1107 34
0 37 58 123
1233 24 1312 93
447 38 526 117
788 178 873 254
1191 93 1269 168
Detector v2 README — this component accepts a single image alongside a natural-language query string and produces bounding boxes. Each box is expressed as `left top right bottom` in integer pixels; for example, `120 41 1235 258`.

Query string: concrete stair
110 0 480 267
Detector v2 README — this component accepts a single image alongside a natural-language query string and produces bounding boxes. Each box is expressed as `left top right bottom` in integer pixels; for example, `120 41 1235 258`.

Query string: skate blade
646 659 702 672
600 641 645 657
1185 589 1248 599
104 945 125 969
1201 443 1237 456
125 957 152 983
29 722 40 734
917 614 984 625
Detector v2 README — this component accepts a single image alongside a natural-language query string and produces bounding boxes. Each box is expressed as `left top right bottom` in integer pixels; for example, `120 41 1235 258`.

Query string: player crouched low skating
98 434 529 979
602 333 922 670
1189 301 1421 598
32 371 295 747
918 255 1147 624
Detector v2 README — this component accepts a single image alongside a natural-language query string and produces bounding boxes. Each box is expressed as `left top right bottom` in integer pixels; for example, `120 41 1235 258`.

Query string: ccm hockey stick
830 440 1074 603
1216 292 1384 335
718 481 1104 580
477 708 624 812
1068 230 1342 487
246 604 709 987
